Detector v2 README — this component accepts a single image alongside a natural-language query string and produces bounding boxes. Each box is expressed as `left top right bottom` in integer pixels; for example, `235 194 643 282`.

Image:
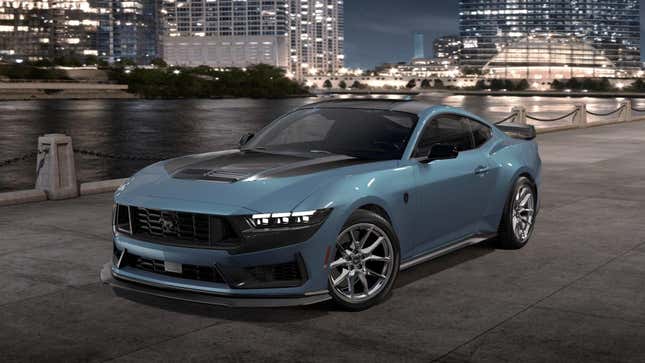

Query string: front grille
127 206 237 248
117 248 225 284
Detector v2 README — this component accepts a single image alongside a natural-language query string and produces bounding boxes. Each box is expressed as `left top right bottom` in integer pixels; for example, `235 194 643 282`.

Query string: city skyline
344 0 645 69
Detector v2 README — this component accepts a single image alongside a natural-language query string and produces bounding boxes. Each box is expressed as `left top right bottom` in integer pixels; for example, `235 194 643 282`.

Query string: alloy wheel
511 184 535 242
328 223 395 303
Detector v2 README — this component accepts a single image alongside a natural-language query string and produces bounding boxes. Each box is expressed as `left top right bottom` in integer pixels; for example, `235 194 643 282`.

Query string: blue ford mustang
101 99 541 310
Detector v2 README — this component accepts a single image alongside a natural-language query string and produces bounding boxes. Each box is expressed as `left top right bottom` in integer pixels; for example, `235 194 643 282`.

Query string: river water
1 94 642 192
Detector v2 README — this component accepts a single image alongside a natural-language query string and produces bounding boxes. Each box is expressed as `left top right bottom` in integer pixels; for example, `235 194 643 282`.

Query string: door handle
474 166 490 175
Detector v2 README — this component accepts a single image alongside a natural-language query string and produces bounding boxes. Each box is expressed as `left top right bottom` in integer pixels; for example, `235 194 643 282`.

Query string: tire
496 176 537 250
328 209 400 311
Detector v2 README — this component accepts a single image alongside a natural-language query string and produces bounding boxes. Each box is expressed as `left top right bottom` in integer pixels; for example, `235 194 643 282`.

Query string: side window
413 115 473 157
464 117 492 148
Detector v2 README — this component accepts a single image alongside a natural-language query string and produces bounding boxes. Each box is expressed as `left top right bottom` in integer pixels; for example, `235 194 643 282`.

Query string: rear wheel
496 176 537 249
328 210 400 310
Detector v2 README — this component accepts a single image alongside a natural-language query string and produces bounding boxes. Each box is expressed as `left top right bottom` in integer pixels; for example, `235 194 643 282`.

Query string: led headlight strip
248 209 330 228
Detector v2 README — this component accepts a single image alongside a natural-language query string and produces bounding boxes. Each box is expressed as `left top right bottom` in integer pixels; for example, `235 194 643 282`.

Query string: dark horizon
344 0 645 69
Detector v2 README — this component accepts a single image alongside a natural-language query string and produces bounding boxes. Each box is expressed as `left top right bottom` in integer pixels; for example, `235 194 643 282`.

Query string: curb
0 178 126 207
0 189 47 207
80 178 128 196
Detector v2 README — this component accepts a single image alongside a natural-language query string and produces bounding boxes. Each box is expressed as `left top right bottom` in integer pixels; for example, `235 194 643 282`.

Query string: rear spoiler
496 123 536 140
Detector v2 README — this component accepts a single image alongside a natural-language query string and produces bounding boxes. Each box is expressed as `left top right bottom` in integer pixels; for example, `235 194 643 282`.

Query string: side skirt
399 233 497 271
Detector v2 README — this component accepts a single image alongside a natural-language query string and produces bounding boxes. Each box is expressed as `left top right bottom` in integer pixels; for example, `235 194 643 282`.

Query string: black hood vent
173 168 247 182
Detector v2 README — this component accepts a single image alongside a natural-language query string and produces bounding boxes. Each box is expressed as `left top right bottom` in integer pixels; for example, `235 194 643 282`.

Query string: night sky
344 0 645 69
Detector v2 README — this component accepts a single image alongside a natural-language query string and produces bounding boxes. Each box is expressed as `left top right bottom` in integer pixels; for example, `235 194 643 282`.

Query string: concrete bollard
574 104 587 127
511 106 527 125
35 134 79 200
620 100 632 122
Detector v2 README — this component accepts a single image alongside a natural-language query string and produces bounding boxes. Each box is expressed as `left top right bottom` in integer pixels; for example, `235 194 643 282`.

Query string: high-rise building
289 0 344 78
458 0 641 72
413 32 424 59
50 0 100 58
0 0 157 64
433 35 462 62
161 0 344 78
0 1 52 61
162 0 290 68
0 0 99 62
95 0 160 64
140 0 161 62
95 0 114 61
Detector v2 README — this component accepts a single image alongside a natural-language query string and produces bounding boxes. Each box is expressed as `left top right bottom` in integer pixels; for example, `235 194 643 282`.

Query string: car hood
115 149 391 214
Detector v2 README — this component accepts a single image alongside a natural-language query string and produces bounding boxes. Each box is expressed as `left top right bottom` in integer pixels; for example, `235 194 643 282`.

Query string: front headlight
246 208 332 229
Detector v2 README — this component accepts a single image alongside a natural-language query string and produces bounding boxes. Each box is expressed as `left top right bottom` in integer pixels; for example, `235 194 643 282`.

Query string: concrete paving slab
107 288 527 362
537 249 645 325
0 193 113 239
0 223 97 255
438 307 645 363
0 284 227 362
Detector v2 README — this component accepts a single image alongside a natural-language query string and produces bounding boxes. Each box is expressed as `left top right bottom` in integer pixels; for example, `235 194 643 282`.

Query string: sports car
101 99 541 310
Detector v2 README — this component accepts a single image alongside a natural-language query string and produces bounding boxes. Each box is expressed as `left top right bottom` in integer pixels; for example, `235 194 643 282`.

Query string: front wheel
496 176 537 249
328 210 400 311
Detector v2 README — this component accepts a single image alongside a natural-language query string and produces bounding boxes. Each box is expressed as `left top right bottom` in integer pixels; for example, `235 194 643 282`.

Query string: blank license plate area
164 261 183 274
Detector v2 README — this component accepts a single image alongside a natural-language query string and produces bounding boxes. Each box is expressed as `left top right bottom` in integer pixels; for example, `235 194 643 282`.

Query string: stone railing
495 100 645 132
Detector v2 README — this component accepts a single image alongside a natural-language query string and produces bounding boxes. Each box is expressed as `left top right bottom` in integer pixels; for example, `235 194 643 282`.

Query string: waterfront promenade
1 121 645 362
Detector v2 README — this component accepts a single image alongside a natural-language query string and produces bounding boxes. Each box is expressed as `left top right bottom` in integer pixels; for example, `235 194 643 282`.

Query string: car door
409 114 494 256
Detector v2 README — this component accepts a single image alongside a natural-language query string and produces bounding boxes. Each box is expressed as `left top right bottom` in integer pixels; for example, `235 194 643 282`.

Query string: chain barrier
0 149 48 168
1 148 171 170
586 105 625 117
73 148 170 162
631 106 645 113
526 109 578 123
35 148 50 178
493 113 517 125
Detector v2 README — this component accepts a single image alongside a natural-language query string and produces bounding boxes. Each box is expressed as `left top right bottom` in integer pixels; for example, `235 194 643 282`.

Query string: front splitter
100 263 331 308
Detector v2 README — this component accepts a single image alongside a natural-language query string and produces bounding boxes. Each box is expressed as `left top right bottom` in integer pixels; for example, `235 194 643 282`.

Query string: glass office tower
0 0 99 61
459 0 641 72
413 32 424 59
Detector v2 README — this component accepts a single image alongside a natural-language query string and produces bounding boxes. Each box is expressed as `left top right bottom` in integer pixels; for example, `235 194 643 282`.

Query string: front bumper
101 263 330 307
102 205 347 307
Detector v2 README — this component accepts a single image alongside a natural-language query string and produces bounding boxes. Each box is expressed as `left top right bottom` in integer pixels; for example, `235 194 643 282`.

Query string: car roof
297 98 435 116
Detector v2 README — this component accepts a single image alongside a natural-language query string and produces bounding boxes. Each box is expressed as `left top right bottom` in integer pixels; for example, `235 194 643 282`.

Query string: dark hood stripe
166 150 377 181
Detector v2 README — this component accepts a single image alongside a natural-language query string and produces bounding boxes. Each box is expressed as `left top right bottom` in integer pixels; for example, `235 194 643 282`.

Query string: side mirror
424 144 459 163
239 133 254 147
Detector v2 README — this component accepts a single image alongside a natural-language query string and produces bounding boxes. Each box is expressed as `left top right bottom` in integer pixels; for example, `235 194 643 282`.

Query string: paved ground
2 121 645 362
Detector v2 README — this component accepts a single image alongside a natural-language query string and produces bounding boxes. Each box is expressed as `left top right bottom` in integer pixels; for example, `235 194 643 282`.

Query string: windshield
244 108 418 160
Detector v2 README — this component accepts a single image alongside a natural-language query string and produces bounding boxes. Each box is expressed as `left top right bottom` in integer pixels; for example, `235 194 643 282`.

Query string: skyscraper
96 0 160 64
458 0 641 72
161 0 344 78
0 0 99 62
413 32 424 59
288 0 344 78
433 35 462 62
0 1 52 61
162 0 290 68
